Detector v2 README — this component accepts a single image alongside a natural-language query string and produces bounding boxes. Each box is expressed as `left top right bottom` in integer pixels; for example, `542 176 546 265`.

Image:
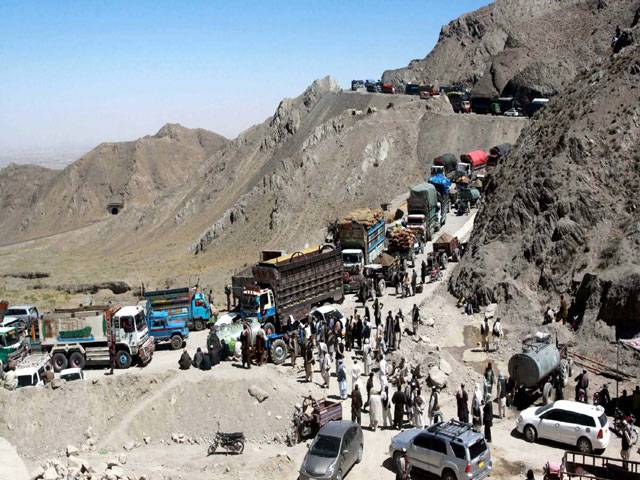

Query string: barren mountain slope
382 0 637 101
0 124 228 245
450 29 640 337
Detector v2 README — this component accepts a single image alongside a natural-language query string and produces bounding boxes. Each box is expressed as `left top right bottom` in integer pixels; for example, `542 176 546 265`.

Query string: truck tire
115 350 132 369
68 351 86 370
263 322 276 335
51 352 68 372
270 339 288 365
193 319 205 331
170 335 183 350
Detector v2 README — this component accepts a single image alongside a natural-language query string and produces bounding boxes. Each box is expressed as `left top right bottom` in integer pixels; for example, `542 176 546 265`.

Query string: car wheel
524 425 537 443
393 451 404 473
356 443 363 464
442 469 456 480
577 437 592 454
193 319 205 331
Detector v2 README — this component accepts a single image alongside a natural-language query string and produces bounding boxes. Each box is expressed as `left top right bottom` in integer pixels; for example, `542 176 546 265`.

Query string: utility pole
616 339 620 399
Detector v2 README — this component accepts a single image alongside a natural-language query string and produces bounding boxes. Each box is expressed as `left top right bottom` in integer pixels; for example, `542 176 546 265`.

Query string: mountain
382 0 637 102
0 124 228 245
450 16 640 337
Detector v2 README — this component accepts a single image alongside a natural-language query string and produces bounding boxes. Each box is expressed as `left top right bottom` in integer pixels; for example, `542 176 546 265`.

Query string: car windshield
17 374 35 387
468 439 488 460
535 403 554 416
310 435 341 458
324 310 343 324
342 253 361 264
5 309 26 316
62 373 81 381
599 413 608 427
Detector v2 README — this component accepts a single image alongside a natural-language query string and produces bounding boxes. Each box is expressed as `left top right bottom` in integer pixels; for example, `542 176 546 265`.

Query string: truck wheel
51 352 68 372
68 351 86 370
542 382 555 405
263 322 276 335
270 339 288 365
193 319 205 331
170 335 183 350
116 350 132 369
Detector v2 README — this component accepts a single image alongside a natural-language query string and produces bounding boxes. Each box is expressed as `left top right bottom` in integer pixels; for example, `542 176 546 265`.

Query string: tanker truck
508 332 570 407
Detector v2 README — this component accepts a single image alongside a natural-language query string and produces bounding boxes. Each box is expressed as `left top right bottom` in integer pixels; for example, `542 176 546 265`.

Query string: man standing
483 395 493 442
320 344 331 389
393 313 402 350
224 284 232 311
557 294 568 324
351 358 363 392
411 304 420 336
481 316 490 352
392 384 406 429
492 318 503 352
484 362 495 398
575 369 589 402
240 322 251 369
621 420 633 470
420 260 427 285
411 270 417 296
351 384 363 425
428 386 440 426
304 338 315 383
456 384 469 423
382 385 393 429
369 388 383 431
373 298 382 329
496 373 507 419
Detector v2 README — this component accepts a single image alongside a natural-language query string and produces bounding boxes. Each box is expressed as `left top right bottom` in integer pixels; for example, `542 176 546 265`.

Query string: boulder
428 366 447 389
66 445 79 457
248 385 269 403
30 466 44 480
50 378 63 390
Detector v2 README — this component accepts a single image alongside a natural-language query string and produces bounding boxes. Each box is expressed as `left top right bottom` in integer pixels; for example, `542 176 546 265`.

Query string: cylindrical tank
508 341 560 389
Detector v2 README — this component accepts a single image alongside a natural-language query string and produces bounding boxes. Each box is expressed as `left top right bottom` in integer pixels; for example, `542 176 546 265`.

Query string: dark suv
388 420 492 480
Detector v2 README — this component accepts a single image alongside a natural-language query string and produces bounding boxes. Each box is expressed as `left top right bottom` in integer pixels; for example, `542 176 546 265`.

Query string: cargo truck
240 245 344 333
0 326 29 371
335 210 386 293
143 287 212 332
40 305 154 372
406 183 442 241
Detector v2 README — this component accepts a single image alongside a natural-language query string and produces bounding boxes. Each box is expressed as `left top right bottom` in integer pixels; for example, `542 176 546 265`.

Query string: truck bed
563 451 640 480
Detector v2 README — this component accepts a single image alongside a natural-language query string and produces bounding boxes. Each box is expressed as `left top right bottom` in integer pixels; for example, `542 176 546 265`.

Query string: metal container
508 338 560 388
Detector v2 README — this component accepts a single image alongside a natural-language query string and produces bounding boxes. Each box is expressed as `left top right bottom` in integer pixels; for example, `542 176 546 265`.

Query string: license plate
478 461 485 469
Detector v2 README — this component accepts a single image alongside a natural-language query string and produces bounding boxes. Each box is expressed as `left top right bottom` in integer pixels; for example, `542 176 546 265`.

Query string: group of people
178 328 233 370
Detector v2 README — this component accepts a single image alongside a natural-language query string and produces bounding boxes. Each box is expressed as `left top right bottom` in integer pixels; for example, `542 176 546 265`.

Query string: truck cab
0 326 28 371
430 165 446 177
240 286 277 327
145 308 189 350
457 162 472 177
341 249 364 276
406 214 427 241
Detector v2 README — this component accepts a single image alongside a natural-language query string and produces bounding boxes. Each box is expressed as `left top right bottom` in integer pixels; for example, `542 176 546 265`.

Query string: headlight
327 462 336 475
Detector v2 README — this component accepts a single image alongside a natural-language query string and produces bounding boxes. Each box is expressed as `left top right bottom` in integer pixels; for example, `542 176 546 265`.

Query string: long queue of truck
0 143 512 385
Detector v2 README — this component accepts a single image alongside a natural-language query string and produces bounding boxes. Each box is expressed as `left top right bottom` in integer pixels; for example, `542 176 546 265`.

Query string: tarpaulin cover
460 150 488 168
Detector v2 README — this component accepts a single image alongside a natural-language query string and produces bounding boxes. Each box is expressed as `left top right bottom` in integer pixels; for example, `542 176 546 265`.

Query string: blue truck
143 287 212 349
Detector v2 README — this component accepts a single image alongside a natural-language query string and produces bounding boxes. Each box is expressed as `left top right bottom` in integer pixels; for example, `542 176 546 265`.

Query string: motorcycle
613 407 637 439
207 424 245 455
593 383 611 409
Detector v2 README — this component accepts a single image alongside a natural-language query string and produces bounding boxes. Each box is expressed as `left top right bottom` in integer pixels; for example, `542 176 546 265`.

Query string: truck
407 182 441 241
335 209 386 293
143 287 212 331
39 305 155 372
508 332 570 406
559 451 640 480
0 326 29 371
240 245 344 333
458 150 488 179
351 80 365 91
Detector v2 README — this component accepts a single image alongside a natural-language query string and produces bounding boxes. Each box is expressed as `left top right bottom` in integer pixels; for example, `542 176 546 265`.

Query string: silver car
299 421 363 480
389 420 492 480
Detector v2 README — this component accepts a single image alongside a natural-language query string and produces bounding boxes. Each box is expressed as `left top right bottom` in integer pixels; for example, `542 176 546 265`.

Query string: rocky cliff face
382 0 637 102
450 23 640 336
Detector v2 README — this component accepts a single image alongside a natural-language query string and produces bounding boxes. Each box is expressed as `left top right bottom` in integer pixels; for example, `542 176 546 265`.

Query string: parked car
504 108 522 117
388 420 492 480
14 354 51 388
2 305 39 330
310 306 345 336
59 367 84 382
299 421 363 480
517 400 609 453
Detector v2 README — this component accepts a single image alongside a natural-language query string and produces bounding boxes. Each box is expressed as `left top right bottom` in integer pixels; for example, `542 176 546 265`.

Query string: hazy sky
1 0 488 152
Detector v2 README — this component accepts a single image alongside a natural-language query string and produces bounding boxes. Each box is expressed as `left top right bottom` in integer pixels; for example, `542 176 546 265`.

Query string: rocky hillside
382 0 638 102
0 124 227 245
0 77 525 291
450 21 640 337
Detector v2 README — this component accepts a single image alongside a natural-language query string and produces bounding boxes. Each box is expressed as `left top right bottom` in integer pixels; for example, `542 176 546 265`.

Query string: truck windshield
134 312 146 332
120 316 135 333
407 216 423 225
342 253 361 264
241 294 258 312
0 331 19 347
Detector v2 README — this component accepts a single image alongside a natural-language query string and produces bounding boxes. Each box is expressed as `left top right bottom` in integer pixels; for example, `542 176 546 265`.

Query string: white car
2 305 39 330
504 108 522 117
310 306 345 335
59 367 84 382
516 400 610 453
